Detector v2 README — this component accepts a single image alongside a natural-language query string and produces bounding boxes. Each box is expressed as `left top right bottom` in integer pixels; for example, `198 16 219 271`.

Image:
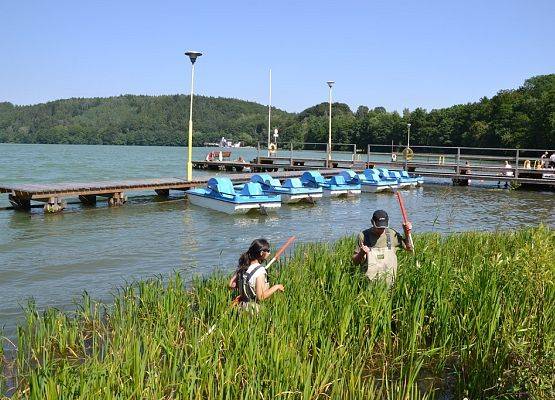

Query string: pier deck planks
0 169 345 201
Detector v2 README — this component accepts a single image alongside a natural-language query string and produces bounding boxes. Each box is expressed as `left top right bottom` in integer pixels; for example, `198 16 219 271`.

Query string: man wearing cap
352 210 413 285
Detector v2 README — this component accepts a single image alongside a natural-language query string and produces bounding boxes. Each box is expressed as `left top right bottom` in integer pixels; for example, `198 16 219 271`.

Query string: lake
1 143 553 337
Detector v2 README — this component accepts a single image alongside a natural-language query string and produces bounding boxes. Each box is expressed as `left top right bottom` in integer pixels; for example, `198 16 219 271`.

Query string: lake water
1 144 553 338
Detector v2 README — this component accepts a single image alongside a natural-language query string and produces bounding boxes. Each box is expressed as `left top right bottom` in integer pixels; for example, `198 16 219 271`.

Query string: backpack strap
243 265 263 301
245 265 263 283
386 230 392 250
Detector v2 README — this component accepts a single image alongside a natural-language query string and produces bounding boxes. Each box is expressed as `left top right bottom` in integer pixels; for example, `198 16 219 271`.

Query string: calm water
1 144 553 337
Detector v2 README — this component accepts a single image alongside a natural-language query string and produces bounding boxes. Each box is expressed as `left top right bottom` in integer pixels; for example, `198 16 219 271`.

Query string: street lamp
407 123 411 149
185 50 202 181
326 80 334 168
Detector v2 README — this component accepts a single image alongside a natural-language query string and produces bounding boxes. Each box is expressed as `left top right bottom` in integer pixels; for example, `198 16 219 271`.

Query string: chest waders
365 230 398 285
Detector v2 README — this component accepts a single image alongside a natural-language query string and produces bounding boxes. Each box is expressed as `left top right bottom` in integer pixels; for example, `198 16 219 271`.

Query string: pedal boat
367 168 400 190
251 174 323 204
357 169 397 192
186 177 281 214
389 170 419 188
400 170 424 186
300 170 360 197
376 168 412 188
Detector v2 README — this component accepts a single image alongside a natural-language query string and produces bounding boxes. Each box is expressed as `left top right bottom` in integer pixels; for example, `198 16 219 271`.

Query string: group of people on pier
229 209 413 307
540 151 555 168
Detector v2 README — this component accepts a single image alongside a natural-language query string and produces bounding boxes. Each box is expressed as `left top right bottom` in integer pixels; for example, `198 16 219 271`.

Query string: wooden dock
0 169 344 213
2 143 554 213
194 156 555 187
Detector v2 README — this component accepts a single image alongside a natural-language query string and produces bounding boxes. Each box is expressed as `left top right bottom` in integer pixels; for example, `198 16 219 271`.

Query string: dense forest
0 74 553 149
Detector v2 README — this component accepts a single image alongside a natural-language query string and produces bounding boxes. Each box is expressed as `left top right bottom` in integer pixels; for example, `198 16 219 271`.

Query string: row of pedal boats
186 168 424 214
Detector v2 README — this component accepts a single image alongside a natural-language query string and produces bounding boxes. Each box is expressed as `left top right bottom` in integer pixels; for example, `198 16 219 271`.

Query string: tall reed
3 226 554 399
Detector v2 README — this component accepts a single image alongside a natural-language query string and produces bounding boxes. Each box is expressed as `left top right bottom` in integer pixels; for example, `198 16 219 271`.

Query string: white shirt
504 163 514 176
245 263 268 294
550 154 555 162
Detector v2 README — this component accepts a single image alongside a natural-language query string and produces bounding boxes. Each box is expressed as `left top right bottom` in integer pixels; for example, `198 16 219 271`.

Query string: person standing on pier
540 151 549 168
352 210 413 285
229 239 285 307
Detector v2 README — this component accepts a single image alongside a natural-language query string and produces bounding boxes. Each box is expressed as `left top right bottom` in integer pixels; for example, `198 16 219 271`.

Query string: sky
1 0 553 113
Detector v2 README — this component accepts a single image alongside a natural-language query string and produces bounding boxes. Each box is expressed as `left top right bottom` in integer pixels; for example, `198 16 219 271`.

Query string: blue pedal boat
251 174 323 204
317 170 362 197
399 170 424 186
357 169 397 192
301 170 361 197
376 168 412 188
388 170 419 188
186 177 281 214
368 168 400 189
300 171 326 189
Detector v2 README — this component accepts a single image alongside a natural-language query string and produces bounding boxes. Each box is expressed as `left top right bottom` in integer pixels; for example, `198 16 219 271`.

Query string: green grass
2 226 554 399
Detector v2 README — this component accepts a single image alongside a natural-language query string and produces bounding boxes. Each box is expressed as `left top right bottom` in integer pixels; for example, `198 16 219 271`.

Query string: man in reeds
352 209 413 285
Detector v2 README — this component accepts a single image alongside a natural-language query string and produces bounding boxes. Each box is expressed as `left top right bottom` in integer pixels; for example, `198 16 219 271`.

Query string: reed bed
2 226 554 399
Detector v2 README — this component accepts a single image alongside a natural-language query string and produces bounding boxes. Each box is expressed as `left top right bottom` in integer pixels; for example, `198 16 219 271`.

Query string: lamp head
326 80 335 88
407 123 411 128
185 51 203 64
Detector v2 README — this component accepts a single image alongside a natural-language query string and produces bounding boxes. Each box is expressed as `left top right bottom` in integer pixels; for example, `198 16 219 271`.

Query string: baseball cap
371 210 389 228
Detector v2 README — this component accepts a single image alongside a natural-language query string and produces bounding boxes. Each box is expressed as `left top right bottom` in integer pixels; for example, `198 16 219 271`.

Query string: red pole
395 192 414 250
266 236 296 269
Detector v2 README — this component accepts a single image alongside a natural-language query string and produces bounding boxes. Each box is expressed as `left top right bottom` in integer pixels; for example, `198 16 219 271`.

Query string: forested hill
0 95 295 146
1 74 554 149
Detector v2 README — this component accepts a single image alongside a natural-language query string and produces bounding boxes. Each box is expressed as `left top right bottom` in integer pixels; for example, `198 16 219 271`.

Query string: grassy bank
2 227 554 399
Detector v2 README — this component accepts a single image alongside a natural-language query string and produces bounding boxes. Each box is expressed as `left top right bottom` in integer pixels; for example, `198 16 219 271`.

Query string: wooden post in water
367 144 370 165
257 142 260 164
290 142 293 166
515 149 520 178
353 144 357 165
456 147 461 175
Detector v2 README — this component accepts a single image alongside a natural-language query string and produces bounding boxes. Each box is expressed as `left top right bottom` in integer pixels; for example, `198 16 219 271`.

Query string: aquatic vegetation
2 227 554 399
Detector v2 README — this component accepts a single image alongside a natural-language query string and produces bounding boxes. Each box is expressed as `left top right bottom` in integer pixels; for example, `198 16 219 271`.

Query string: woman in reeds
229 238 285 305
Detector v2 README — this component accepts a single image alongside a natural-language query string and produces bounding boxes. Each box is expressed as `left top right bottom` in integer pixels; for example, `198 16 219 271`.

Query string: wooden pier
194 142 555 189
2 143 554 213
0 169 343 213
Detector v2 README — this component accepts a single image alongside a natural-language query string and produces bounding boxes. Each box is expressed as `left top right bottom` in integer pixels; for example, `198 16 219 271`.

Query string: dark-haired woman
229 238 284 304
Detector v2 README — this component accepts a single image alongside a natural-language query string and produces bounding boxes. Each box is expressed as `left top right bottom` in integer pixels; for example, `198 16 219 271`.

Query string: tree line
0 74 553 150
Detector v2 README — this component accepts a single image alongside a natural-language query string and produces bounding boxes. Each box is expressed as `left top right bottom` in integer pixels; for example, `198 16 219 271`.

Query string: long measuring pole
266 236 296 269
395 192 414 250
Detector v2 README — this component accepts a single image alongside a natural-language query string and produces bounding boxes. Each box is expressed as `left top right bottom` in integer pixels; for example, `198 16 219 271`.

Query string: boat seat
363 169 381 182
251 174 281 188
283 178 303 188
207 177 236 195
377 168 394 179
301 171 325 185
339 170 359 183
390 171 402 179
239 182 264 196
329 175 347 185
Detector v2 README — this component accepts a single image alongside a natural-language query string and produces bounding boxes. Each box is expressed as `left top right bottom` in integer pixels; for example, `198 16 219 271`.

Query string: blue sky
1 0 553 113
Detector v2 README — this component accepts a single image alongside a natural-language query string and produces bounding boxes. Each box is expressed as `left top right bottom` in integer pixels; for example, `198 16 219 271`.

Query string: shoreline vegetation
1 227 554 399
1 75 554 150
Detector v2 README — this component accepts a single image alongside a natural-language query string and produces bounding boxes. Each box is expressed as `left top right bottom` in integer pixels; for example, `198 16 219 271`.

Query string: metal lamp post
326 81 334 167
407 123 411 148
185 51 202 181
